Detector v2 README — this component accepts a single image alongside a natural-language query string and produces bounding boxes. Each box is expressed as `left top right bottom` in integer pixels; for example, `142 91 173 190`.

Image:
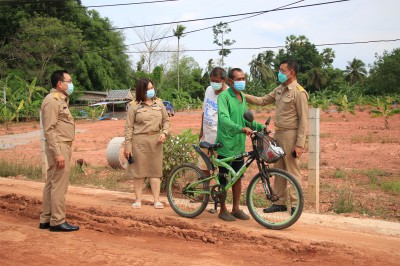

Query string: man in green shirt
215 68 264 221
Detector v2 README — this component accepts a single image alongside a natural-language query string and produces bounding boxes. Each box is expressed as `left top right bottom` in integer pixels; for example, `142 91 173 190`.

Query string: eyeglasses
61 80 72 84
279 68 291 74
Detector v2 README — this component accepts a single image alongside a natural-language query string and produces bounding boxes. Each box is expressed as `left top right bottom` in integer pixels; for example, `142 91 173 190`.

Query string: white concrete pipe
106 137 127 169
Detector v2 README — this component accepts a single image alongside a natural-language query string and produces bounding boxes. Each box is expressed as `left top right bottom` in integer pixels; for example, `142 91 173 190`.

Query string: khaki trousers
40 142 72 226
273 130 301 205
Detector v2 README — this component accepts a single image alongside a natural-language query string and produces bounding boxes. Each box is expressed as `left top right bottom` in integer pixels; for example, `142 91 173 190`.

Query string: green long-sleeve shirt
215 87 264 157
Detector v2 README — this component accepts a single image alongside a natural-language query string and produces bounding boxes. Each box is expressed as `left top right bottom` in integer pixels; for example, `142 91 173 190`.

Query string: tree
275 35 324 89
321 48 335 68
366 48 400 95
249 50 276 87
2 17 85 86
173 24 186 90
344 58 367 85
0 1 133 91
307 66 328 92
135 26 170 73
212 22 235 67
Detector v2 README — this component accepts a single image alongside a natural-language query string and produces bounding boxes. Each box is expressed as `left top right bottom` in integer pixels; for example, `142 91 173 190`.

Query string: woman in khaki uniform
124 78 170 209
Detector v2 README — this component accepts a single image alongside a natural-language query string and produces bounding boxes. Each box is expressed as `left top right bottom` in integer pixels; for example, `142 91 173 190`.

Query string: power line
85 0 179 8
111 0 350 31
122 0 305 48
121 38 400 53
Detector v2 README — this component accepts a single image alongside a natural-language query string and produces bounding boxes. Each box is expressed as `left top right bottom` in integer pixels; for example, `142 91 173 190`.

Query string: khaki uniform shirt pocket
135 108 149 123
60 103 73 122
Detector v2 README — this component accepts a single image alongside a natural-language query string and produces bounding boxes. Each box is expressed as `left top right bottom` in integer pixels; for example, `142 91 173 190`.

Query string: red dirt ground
0 109 399 265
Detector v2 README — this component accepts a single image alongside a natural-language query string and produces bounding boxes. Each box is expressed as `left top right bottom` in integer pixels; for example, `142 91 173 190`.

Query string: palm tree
322 48 335 68
249 50 275 85
344 58 367 85
173 24 186 90
307 67 328 92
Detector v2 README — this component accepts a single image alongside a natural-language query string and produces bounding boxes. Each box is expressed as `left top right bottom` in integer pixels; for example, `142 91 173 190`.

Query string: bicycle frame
187 133 273 198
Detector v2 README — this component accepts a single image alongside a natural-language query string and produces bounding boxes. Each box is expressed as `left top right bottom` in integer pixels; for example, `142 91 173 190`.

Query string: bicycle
167 111 304 230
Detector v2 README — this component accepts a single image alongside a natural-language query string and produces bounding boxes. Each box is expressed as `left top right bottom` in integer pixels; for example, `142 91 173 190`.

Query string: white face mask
210 82 223 91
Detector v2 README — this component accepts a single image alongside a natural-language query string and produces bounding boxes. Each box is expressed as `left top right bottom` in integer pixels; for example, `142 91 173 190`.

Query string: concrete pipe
106 137 127 169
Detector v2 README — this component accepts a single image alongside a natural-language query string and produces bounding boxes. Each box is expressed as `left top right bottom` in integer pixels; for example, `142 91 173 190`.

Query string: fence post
308 108 320 212
39 111 47 181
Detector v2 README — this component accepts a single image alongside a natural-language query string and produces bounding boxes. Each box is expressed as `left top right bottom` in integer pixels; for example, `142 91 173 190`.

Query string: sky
81 0 400 73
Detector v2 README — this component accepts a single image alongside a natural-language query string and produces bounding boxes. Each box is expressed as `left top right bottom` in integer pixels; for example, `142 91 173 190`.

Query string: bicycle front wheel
167 163 210 218
246 168 304 230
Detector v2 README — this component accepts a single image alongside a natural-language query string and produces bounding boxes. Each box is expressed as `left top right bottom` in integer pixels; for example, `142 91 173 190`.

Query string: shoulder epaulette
297 85 306 92
53 92 60 100
130 100 138 106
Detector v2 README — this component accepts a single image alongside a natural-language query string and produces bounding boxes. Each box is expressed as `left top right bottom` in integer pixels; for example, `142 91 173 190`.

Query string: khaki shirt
124 98 170 152
245 80 309 147
41 88 75 156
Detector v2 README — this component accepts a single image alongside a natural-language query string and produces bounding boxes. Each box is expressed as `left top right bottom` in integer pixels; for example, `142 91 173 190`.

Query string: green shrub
162 129 199 189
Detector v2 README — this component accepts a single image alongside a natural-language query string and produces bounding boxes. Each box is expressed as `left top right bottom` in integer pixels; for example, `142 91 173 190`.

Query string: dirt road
1 178 399 265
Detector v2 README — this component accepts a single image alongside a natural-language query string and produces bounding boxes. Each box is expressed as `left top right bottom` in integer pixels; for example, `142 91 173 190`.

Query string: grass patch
359 168 388 185
320 132 333 138
351 133 399 144
333 168 346 179
0 159 131 192
69 165 132 192
0 159 41 180
331 188 354 214
380 180 400 194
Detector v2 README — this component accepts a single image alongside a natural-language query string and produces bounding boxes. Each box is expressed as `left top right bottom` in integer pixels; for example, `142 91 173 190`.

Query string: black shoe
39 222 50 229
291 207 296 216
50 222 79 232
263 204 287 213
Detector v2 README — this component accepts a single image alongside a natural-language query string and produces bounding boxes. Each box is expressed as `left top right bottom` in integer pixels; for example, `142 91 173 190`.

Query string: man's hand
242 127 253 136
294 146 304 158
55 154 65 169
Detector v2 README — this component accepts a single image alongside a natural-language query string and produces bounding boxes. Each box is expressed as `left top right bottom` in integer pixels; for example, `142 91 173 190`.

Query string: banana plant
0 100 24 130
371 97 400 129
335 94 355 121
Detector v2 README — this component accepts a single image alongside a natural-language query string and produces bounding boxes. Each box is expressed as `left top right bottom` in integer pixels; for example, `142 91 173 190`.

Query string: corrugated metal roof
106 90 134 100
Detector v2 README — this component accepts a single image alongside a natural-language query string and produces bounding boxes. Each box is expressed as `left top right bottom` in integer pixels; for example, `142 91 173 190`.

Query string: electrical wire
121 38 400 53
111 0 350 31
122 0 305 49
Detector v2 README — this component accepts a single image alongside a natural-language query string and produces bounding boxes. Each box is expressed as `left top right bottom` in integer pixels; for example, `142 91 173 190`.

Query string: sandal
132 201 141 209
218 210 236 222
154 202 164 209
231 209 250 220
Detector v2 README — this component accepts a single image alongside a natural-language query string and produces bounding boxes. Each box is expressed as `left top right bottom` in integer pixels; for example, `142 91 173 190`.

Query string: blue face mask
210 82 223 91
66 83 74 95
233 81 246 91
146 88 155 99
278 71 288 84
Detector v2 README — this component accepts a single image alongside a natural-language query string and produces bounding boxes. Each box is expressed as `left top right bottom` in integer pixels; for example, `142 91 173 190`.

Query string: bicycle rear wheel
167 163 210 218
246 168 303 230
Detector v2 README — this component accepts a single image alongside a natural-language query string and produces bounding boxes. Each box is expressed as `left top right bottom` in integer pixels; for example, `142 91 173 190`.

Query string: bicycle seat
199 141 223 149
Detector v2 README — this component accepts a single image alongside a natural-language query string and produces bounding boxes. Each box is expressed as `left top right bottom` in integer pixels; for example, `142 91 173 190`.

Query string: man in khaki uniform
39 70 79 232
245 59 309 214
